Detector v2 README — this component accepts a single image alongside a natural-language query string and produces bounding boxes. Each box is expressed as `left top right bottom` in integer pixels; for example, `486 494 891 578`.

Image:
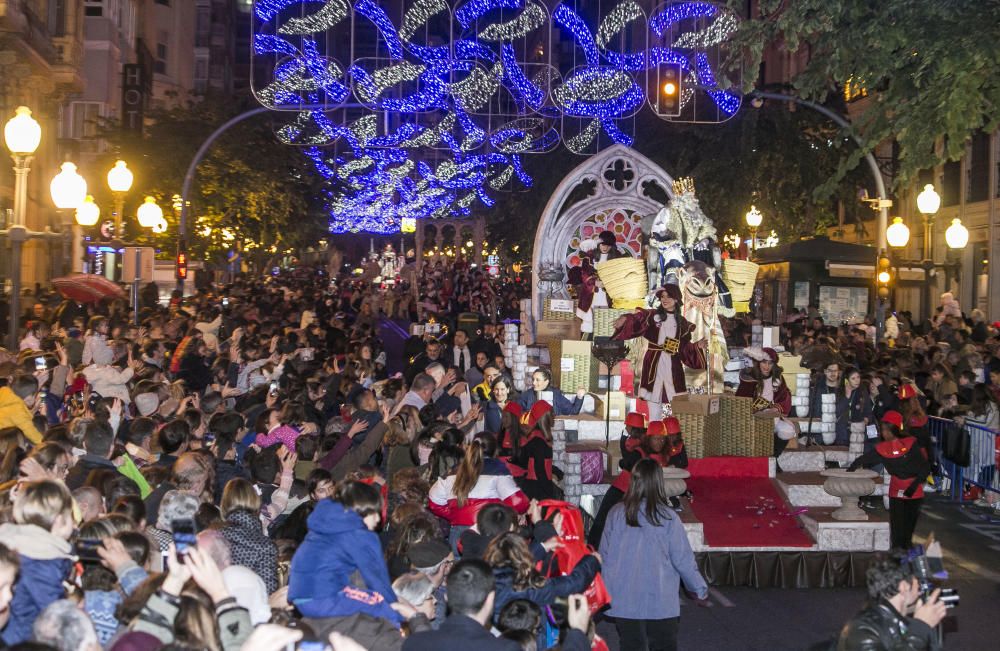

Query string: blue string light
253 0 743 232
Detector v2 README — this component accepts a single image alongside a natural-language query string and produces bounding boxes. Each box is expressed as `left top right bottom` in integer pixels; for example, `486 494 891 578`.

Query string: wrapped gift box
544 298 577 321
674 412 722 458
592 391 628 420
567 442 608 484
718 394 775 456
549 339 598 392
536 319 580 345
670 394 721 415
593 307 632 337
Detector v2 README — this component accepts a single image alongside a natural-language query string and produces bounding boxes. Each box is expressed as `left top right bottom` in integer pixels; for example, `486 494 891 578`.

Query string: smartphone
222 297 229 307
269 381 279 395
203 433 215 446
75 538 103 564
300 347 314 361
35 356 47 371
170 518 197 563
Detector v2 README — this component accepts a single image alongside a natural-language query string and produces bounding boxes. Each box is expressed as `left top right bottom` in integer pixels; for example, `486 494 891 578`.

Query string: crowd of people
0 252 991 651
0 258 710 651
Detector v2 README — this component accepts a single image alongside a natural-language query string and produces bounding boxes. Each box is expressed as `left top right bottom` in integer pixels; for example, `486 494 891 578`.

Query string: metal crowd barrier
928 416 1000 502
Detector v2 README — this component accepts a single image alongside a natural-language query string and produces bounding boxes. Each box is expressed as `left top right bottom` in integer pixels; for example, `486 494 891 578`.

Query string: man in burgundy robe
612 285 706 419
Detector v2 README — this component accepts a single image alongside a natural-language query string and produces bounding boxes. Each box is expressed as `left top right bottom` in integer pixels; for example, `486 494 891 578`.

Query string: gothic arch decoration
531 144 674 322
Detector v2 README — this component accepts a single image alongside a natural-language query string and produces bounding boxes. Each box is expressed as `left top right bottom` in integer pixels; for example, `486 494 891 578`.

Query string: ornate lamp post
50 161 88 277
107 160 133 238
3 106 42 349
745 205 763 254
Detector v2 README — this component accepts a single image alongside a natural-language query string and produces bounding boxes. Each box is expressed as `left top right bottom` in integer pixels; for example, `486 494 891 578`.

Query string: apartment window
941 159 961 207
85 0 103 17
967 131 990 203
155 30 168 74
70 102 103 140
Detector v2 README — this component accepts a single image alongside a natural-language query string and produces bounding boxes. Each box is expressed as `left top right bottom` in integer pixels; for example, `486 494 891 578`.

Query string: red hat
663 416 681 435
646 421 667 437
503 402 523 419
763 348 779 364
522 400 552 428
624 412 646 429
898 384 917 400
882 410 903 429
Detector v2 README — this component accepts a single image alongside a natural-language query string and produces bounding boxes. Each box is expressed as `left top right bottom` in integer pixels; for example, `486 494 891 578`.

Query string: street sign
122 247 155 282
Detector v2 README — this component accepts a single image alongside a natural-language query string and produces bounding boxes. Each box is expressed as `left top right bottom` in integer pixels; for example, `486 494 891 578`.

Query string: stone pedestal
661 467 690 498
821 468 878 521
848 421 866 465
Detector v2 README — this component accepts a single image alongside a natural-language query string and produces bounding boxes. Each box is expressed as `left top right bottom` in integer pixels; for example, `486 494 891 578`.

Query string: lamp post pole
7 153 31 349
113 193 126 239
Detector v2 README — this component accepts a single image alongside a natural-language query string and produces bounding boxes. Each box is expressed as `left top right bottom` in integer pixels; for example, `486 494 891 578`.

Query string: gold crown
672 177 696 196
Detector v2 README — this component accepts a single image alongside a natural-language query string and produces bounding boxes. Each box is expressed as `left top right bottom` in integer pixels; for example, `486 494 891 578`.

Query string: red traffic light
176 251 188 280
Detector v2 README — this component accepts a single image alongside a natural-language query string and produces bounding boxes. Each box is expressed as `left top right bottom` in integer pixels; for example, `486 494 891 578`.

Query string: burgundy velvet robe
735 372 792 415
612 309 705 401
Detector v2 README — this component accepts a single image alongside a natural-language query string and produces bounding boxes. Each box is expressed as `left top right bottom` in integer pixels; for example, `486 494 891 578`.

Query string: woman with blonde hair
220 478 279 594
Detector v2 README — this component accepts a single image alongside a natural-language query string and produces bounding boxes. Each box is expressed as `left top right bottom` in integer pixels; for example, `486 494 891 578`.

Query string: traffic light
653 63 682 117
876 254 891 299
176 251 188 280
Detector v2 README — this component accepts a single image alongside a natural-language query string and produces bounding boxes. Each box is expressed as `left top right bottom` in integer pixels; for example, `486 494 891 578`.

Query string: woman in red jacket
428 432 529 553
848 410 931 550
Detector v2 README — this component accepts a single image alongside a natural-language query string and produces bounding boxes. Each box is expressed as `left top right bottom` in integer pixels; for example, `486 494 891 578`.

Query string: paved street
597 496 1000 650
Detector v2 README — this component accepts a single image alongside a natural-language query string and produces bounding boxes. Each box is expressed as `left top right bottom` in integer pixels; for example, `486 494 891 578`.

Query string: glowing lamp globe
152 216 168 234
945 218 968 249
4 106 41 155
745 205 763 228
916 184 940 216
886 217 910 248
107 160 134 193
877 271 891 284
136 196 163 228
50 162 88 209
75 195 100 226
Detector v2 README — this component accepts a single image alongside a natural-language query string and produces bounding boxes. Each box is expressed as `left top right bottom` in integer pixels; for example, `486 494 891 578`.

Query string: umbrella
51 274 126 304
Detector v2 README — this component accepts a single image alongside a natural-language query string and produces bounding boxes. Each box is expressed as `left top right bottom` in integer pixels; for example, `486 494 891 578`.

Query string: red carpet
686 457 813 548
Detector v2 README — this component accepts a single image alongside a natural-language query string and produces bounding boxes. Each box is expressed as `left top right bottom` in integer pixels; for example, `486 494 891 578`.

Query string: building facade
1 0 86 290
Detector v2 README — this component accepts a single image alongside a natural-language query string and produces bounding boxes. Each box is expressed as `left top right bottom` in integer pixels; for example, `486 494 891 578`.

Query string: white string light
278 0 350 35
595 1 644 48
478 2 547 42
399 0 450 42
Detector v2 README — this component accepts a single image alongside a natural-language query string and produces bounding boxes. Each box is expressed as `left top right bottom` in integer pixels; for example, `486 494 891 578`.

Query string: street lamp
75 195 100 226
916 183 940 261
136 196 163 228
3 106 42 349
107 160 133 237
745 205 763 253
885 217 910 248
50 162 88 209
945 218 969 249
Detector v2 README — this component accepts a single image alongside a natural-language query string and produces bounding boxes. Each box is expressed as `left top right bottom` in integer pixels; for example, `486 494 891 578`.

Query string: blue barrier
928 416 999 503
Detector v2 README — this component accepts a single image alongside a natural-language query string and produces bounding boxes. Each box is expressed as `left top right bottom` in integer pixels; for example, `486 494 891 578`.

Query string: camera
909 549 959 609
170 518 197 564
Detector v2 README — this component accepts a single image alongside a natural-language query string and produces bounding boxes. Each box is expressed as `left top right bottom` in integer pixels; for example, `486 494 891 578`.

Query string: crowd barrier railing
928 416 999 503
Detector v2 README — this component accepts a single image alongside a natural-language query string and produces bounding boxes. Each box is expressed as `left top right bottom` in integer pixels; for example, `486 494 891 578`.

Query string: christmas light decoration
252 0 744 232
478 2 547 42
277 0 350 35
399 0 450 42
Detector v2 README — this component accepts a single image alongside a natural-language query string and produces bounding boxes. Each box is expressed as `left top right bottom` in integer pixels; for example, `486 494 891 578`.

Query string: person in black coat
403 559 520 651
836 559 946 651
64 420 119 491
403 559 592 651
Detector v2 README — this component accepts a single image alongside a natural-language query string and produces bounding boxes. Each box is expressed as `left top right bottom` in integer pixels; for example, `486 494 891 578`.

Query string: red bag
619 360 635 397
537 501 611 614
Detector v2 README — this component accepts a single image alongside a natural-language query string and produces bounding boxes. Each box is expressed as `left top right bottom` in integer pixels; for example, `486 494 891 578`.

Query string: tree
729 0 1000 188
97 95 328 270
